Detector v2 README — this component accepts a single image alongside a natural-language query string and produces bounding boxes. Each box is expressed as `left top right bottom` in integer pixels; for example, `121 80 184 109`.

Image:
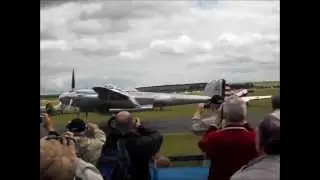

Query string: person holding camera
198 97 257 180
98 111 163 180
66 118 106 166
40 113 60 138
40 132 104 180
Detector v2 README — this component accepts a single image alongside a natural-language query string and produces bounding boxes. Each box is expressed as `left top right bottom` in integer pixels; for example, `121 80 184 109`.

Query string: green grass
51 104 213 126
161 133 201 156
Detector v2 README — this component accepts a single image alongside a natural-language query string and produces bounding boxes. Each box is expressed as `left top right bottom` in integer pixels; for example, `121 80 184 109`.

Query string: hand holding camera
41 113 55 131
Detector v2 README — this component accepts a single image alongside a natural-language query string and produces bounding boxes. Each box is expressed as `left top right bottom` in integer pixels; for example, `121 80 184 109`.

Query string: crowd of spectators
40 94 280 180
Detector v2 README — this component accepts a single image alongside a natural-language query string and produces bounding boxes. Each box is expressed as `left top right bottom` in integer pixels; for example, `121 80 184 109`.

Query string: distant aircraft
43 69 271 118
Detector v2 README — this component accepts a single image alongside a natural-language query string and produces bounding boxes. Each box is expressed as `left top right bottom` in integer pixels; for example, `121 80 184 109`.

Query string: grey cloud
75 48 119 57
41 29 57 40
86 2 184 21
40 65 72 77
41 0 102 9
72 76 137 89
41 1 279 93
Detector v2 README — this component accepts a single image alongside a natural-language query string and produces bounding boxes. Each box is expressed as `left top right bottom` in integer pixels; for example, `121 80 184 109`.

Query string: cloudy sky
40 0 279 94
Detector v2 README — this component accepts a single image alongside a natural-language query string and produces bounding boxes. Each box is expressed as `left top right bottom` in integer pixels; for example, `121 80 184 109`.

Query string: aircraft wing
241 95 272 102
108 104 154 113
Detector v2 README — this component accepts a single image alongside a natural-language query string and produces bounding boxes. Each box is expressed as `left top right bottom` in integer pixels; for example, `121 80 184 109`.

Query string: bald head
116 111 133 123
257 115 280 155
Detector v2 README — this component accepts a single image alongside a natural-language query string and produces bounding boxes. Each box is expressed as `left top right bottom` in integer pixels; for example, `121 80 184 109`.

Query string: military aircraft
44 69 271 118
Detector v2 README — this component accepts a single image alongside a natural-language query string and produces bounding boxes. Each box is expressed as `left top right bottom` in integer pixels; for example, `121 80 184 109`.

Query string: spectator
231 115 280 180
66 118 106 166
198 97 258 180
40 133 103 180
270 94 280 120
98 111 163 180
191 103 222 133
40 113 60 137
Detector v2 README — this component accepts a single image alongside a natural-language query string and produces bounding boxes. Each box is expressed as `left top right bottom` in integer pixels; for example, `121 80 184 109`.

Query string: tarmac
142 111 267 134
54 110 269 134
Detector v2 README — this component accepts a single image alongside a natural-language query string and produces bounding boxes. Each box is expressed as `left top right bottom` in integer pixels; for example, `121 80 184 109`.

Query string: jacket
74 125 106 166
230 155 280 180
198 124 258 180
270 109 280 120
75 158 104 180
101 126 163 180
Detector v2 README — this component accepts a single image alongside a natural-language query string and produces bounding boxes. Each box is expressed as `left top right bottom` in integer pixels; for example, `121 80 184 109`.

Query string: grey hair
258 115 280 154
271 94 280 110
222 96 247 122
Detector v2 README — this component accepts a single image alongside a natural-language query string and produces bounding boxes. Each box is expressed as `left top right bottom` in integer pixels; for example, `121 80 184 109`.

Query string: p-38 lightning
41 69 271 116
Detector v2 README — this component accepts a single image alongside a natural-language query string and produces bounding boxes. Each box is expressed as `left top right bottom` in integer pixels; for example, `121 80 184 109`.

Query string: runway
142 110 268 134
54 110 269 134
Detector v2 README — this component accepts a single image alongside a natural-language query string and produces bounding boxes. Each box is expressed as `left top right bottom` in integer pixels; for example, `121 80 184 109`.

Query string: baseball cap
66 118 87 133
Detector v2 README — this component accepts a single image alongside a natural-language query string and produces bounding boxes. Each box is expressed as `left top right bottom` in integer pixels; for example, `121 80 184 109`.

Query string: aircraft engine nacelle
93 87 139 109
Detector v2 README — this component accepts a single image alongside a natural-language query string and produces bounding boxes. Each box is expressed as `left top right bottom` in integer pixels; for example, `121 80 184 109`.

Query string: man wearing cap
66 118 106 166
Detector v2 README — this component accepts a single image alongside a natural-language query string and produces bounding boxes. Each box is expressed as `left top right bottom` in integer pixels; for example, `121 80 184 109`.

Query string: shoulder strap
218 126 248 132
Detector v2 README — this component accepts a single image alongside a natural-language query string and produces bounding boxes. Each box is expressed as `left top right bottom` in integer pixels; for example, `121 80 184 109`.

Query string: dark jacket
198 124 258 180
101 126 163 180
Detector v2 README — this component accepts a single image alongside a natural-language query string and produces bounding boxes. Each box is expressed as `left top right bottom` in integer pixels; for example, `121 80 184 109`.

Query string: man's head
222 97 247 123
40 135 77 180
116 111 133 123
115 111 135 133
66 118 87 135
256 115 280 155
271 94 280 110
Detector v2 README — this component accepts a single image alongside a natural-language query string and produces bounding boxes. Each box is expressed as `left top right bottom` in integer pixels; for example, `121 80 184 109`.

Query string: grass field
43 88 278 156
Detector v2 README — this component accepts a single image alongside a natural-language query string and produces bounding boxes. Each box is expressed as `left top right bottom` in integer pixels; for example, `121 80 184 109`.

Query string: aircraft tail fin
204 79 226 103
204 79 225 98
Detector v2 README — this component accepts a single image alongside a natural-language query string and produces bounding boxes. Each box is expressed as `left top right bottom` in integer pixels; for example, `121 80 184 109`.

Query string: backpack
97 139 131 180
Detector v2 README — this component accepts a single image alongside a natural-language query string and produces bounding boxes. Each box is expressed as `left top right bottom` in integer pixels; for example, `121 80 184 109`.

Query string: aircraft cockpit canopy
104 83 117 89
104 84 124 91
75 89 96 94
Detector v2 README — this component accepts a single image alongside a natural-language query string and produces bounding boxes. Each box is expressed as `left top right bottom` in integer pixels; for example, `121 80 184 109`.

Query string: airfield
41 88 277 157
